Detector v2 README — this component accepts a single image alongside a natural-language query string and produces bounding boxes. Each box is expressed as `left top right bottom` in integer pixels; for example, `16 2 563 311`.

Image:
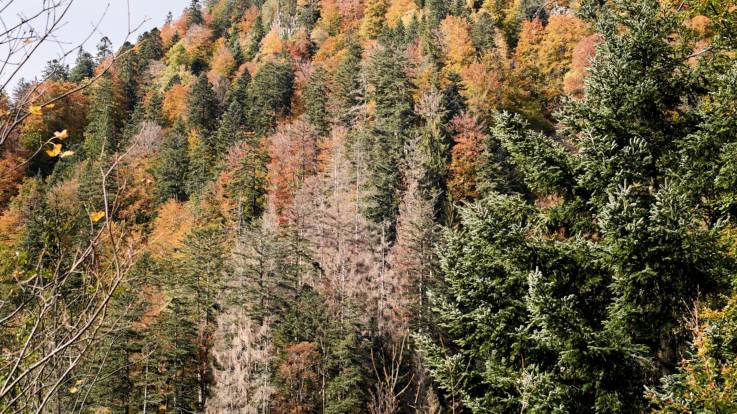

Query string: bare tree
0 0 146 150
368 335 412 414
0 147 142 414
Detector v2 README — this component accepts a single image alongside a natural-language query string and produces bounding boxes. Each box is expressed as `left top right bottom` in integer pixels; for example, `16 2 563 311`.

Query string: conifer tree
333 41 363 127
419 2 737 412
70 49 95 82
42 59 68 81
228 69 251 108
363 45 415 230
246 14 266 60
83 77 123 158
245 61 294 135
188 74 219 133
154 122 189 202
303 66 330 136
211 101 246 157
187 0 205 28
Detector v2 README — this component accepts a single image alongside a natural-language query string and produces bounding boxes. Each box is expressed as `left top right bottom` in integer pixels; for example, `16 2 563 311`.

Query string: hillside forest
2 0 737 412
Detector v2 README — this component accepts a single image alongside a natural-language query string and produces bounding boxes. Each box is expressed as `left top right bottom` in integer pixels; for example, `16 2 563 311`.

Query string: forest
1 0 737 412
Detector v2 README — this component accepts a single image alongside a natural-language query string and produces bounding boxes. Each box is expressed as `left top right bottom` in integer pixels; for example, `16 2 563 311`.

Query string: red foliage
448 113 487 201
267 120 321 219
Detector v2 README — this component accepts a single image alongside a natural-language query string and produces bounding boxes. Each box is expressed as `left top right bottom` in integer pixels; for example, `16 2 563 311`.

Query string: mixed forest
2 0 737 412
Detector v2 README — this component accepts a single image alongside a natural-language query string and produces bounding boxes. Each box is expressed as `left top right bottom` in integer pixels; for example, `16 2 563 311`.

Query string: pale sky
1 0 189 93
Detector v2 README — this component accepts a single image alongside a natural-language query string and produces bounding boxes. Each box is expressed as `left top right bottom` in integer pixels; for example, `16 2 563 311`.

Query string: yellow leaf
28 105 43 116
69 386 79 394
54 129 69 140
45 143 62 157
89 211 106 223
60 150 75 159
75 378 85 385
45 103 55 109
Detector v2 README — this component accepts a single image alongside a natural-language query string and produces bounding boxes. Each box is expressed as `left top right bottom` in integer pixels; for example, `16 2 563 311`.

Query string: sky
1 0 189 92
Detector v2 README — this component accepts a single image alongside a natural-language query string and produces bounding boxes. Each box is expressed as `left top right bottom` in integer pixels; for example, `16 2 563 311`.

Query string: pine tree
211 101 246 158
471 10 495 54
246 14 266 60
229 69 251 108
145 87 168 126
96 36 113 63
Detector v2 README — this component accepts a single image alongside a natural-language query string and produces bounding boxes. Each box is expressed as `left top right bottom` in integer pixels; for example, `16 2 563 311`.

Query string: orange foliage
267 120 321 218
515 15 589 107
440 16 475 72
312 34 349 72
538 14 589 89
183 24 213 63
118 160 157 224
286 28 312 61
260 27 284 59
162 83 189 123
20 80 89 151
276 342 320 414
0 148 26 208
236 5 261 34
448 113 486 201
320 0 362 32
563 34 601 98
209 38 236 79
147 199 194 259
459 52 510 115
386 0 419 28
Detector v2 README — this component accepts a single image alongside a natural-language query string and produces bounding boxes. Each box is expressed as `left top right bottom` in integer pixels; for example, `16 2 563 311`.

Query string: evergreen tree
303 66 330 135
211 101 246 157
471 10 495 54
246 14 266 60
96 36 113 63
83 77 123 158
115 42 140 110
42 59 69 81
188 74 219 133
363 46 415 231
427 0 448 26
154 122 189 202
187 0 205 28
228 68 251 108
145 87 168 126
333 41 363 127
419 2 737 412
69 49 95 83
245 61 294 135
138 28 164 65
